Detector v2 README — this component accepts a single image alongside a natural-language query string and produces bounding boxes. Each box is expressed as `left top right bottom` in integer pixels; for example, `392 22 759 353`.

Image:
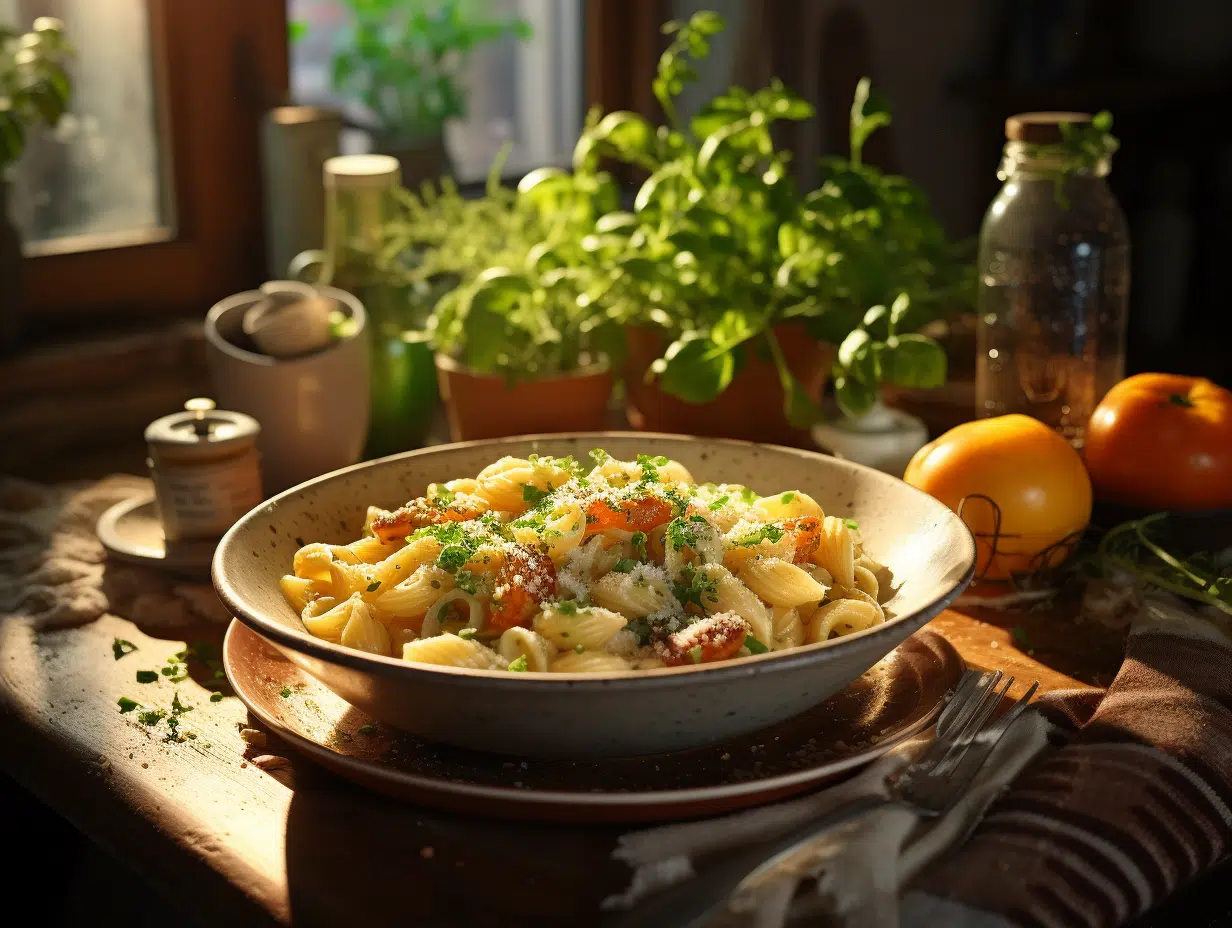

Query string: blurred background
2 0 1230 469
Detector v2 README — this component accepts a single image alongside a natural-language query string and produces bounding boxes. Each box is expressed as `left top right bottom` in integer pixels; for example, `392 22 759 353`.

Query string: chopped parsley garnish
280 687 293 698
662 485 690 516
556 600 580 616
210 693 224 703
171 692 193 715
666 516 706 553
612 558 637 574
117 697 140 714
844 518 859 531
589 447 611 468
366 580 382 592
454 570 479 595
112 638 138 660
745 635 770 654
636 453 670 484
672 565 720 609
508 655 528 672
437 544 471 574
357 724 377 735
574 644 585 654
427 483 456 505
708 495 730 511
688 645 704 664
626 618 653 646
458 627 477 640
630 531 648 561
733 524 785 547
137 708 166 726
781 492 796 504
522 484 549 505
738 487 759 504
135 670 158 683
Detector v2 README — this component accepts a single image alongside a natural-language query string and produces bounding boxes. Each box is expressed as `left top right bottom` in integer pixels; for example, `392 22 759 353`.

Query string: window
288 0 583 181
9 0 288 320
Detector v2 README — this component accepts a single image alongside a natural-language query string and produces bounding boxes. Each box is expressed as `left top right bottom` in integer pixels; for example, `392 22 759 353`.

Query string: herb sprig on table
1096 514 1231 615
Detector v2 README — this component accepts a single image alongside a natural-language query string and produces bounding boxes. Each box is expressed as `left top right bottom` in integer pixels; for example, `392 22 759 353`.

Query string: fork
603 670 1037 928
702 670 1039 926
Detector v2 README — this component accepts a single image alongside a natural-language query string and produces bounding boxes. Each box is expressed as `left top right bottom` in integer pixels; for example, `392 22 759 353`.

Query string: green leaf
656 335 735 404
135 670 158 683
834 374 877 419
880 334 947 388
708 310 760 353
745 635 770 654
849 77 892 165
288 20 308 42
781 372 820 428
889 292 911 330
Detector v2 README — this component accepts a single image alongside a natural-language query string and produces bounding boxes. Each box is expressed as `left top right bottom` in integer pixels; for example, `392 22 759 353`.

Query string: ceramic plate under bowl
224 619 964 823
213 433 977 758
98 494 215 577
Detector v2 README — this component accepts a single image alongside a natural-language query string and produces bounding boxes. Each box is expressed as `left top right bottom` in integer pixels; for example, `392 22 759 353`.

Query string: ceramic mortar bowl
214 434 976 758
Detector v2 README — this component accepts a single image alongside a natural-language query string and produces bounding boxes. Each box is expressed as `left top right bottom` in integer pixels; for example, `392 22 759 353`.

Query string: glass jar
320 155 438 458
975 112 1130 448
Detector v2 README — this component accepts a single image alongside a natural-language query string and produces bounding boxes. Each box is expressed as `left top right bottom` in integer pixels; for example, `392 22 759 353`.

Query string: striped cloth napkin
903 595 1232 927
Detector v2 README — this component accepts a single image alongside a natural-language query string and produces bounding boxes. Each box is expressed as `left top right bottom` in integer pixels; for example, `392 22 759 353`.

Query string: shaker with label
145 398 264 543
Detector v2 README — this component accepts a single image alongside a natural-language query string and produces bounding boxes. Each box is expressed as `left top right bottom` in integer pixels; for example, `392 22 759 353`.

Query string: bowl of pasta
213 434 976 758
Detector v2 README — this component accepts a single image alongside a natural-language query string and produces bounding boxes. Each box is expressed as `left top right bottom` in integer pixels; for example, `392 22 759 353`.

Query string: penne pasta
533 604 628 651
402 633 508 669
739 556 829 608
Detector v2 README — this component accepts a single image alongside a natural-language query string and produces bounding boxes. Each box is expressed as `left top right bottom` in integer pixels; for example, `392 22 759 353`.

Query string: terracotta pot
435 355 614 442
624 324 835 445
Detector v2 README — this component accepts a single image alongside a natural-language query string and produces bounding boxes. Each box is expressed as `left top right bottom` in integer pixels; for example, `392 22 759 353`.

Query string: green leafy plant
0 17 72 167
1009 110 1120 209
1096 514 1231 615
380 155 622 379
572 11 971 423
293 0 530 143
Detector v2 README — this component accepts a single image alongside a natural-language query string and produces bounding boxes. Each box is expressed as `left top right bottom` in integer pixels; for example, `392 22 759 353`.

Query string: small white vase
812 400 929 477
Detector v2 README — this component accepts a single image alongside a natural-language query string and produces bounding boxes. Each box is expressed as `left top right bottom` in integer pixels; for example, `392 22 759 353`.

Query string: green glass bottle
320 155 438 458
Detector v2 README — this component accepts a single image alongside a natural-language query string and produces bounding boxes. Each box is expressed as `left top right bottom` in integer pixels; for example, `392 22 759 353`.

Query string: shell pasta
280 450 894 672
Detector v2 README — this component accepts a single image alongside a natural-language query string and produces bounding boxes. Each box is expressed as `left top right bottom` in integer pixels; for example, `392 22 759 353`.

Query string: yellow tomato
904 415 1092 579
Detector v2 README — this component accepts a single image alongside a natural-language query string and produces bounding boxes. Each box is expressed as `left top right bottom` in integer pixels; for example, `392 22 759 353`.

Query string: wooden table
1 604 1226 928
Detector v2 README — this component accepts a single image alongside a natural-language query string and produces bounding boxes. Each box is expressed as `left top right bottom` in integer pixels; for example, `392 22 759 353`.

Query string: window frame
25 0 289 322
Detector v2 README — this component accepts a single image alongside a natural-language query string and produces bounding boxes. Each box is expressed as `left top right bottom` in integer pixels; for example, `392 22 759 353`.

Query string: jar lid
145 398 261 450
323 154 401 189
1005 112 1092 144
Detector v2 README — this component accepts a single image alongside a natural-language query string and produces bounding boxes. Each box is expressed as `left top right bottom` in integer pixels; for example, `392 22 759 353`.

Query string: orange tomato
1084 373 1232 511
904 414 1092 579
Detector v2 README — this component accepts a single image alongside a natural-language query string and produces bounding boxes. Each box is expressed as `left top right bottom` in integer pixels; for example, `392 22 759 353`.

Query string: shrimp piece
584 495 674 537
371 495 487 543
660 613 748 666
488 545 557 632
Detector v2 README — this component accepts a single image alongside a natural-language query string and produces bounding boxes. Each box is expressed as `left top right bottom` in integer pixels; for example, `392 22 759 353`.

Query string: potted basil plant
573 11 970 444
293 0 530 189
383 159 623 441
0 17 71 349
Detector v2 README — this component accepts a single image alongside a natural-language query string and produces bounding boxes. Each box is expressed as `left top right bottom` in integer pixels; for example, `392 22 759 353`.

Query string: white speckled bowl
214 434 976 758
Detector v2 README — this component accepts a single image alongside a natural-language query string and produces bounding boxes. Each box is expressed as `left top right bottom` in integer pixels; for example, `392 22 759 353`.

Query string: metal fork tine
936 670 982 737
931 675 1013 777
918 682 1039 802
915 671 1001 770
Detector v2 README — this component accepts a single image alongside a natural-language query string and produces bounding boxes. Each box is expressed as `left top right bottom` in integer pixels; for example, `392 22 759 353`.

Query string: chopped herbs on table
112 638 137 660
117 697 140 714
210 692 224 703
357 724 378 736
137 708 165 727
574 644 585 654
280 687 293 699
135 670 158 684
